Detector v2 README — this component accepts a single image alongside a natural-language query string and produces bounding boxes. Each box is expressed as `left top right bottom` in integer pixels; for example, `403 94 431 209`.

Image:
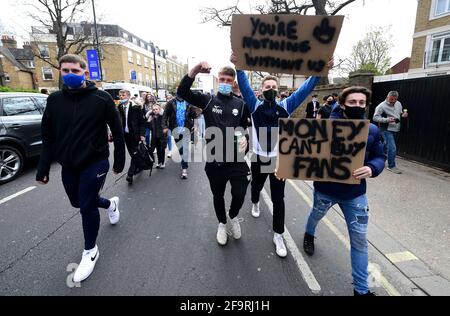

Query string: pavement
0 145 449 296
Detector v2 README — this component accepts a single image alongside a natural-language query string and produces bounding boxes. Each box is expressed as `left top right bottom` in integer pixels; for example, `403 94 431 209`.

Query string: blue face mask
62 73 85 89
119 99 128 105
218 83 232 95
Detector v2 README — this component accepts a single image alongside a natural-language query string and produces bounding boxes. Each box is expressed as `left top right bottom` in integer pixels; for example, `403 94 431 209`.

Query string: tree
201 0 358 27
343 26 392 76
24 0 105 86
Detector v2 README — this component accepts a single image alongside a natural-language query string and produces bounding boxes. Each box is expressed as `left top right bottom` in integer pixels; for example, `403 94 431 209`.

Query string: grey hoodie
373 100 403 132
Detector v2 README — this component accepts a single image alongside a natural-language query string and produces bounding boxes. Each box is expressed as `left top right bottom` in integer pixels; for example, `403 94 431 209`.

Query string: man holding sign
231 52 333 258
302 86 385 296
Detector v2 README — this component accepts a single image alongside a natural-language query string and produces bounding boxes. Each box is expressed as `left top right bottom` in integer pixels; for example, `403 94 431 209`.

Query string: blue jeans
382 131 397 168
167 130 173 151
305 190 370 294
61 159 111 250
145 127 152 147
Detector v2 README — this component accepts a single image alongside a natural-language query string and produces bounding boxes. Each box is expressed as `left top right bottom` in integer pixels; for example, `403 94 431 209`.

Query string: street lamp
92 0 103 82
152 45 159 96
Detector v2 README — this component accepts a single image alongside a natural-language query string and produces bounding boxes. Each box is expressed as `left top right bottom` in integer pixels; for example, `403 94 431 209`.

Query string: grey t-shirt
373 101 403 132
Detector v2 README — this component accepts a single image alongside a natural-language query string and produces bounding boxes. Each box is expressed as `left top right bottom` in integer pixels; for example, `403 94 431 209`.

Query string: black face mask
327 101 334 106
263 89 278 102
344 106 366 119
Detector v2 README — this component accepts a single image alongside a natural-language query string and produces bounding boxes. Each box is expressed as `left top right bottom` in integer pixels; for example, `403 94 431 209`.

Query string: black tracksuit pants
124 133 139 177
251 158 286 234
205 162 250 224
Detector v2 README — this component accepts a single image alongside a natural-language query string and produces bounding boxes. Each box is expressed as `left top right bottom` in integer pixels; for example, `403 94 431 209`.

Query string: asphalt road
0 146 426 296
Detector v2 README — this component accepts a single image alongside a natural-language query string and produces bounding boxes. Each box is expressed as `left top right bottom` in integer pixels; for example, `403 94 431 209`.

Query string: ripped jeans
305 190 370 294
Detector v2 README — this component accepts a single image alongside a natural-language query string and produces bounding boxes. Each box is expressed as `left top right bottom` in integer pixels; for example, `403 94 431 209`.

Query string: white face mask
312 98 318 102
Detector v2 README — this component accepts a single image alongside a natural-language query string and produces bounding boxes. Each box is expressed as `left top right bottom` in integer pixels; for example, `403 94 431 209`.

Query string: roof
0 47 30 72
8 47 34 61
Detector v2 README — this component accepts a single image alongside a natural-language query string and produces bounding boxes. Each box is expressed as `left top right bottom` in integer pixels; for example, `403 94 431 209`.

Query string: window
430 33 450 64
436 0 450 16
4 73 11 82
145 74 150 82
123 32 128 39
136 54 141 66
141 42 146 49
38 45 50 58
144 57 149 68
24 60 35 69
132 37 138 44
138 72 143 83
128 50 134 63
2 97 41 116
34 97 47 110
42 67 54 80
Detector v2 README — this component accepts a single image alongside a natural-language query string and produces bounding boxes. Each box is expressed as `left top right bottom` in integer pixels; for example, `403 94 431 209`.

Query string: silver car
0 92 48 184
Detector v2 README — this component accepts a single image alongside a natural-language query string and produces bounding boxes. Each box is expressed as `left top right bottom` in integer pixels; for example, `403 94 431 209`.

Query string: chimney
1 35 17 49
23 42 32 50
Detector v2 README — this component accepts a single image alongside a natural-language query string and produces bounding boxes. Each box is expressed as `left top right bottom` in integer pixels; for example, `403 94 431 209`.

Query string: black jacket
162 98 197 131
177 75 251 165
147 113 165 140
36 81 125 181
306 101 319 119
118 101 146 142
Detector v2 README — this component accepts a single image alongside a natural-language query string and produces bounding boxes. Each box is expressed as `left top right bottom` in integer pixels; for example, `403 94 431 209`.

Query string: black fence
369 75 450 172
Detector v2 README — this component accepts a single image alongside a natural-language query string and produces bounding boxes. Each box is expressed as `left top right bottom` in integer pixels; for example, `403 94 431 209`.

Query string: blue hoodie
313 106 386 200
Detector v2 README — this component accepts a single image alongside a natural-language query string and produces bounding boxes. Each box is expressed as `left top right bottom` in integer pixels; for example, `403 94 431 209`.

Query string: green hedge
0 86 40 93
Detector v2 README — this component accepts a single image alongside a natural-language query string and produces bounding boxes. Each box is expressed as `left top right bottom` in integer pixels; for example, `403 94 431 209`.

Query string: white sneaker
217 223 228 246
273 233 287 258
159 164 165 169
167 152 172 159
181 169 188 179
229 217 242 240
107 197 120 225
251 203 260 218
73 245 99 283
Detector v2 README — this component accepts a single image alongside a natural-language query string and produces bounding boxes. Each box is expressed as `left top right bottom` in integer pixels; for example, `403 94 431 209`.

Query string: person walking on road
162 93 198 179
147 103 167 169
177 62 251 247
118 89 146 184
36 54 126 283
303 86 386 296
373 91 409 174
232 52 328 258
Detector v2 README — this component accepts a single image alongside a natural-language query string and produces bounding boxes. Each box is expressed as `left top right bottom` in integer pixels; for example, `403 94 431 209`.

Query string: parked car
0 92 48 184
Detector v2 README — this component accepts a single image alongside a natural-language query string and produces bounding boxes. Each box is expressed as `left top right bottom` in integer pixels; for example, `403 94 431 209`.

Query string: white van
102 82 153 102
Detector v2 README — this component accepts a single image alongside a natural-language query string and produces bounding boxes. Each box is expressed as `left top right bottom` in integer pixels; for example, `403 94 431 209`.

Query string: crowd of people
35 52 412 296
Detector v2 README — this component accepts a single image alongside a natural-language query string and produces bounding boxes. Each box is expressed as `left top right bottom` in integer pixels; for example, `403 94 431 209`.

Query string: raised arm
236 70 258 113
230 53 258 113
177 62 213 109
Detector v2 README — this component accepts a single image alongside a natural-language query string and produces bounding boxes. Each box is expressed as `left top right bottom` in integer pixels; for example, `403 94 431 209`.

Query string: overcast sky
1 0 418 76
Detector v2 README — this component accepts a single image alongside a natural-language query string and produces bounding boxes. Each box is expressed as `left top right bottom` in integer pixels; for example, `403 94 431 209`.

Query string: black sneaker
354 290 376 296
303 233 315 256
126 175 133 184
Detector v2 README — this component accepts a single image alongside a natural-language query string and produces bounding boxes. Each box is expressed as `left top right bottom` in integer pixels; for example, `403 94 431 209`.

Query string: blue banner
86 49 101 81
131 70 137 81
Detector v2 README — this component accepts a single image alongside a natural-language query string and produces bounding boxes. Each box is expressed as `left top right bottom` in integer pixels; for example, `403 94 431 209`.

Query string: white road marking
260 185 322 294
0 186 36 206
287 180 401 296
245 157 321 294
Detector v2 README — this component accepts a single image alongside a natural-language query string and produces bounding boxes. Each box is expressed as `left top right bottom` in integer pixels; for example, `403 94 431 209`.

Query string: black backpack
133 142 154 176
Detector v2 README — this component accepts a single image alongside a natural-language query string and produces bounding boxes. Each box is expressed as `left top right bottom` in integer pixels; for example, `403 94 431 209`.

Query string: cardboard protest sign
277 118 370 184
231 14 344 76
